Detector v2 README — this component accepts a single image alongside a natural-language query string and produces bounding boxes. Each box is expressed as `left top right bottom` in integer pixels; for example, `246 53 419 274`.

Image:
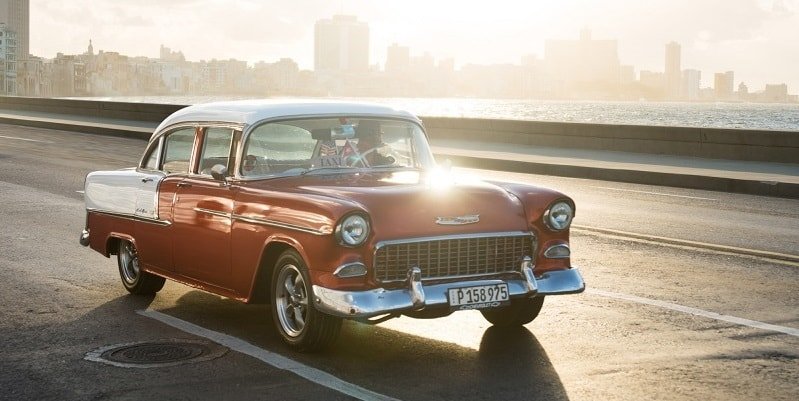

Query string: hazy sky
32 0 799 91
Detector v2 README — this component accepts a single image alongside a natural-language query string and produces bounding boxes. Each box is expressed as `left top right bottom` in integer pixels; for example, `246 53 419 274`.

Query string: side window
198 127 234 176
141 142 160 170
162 128 196 174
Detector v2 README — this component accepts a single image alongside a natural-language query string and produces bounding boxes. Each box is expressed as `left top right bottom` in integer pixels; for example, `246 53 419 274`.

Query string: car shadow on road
153 289 570 401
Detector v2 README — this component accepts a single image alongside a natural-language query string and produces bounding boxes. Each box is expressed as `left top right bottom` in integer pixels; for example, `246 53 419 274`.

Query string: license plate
448 283 510 310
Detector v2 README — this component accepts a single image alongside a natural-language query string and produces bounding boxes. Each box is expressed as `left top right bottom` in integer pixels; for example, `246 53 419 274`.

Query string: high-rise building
314 15 369 73
665 42 681 100
762 84 788 103
0 22 16 94
544 29 621 97
714 71 734 100
385 43 410 73
0 0 28 58
682 69 701 101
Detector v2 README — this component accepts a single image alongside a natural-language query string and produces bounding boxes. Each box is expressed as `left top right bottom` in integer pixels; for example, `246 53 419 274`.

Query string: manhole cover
85 339 228 368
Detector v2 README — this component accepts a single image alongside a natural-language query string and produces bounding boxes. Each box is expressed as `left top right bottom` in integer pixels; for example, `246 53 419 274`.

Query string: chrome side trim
544 244 571 259
231 213 332 236
193 207 232 219
87 209 172 226
312 267 585 319
374 231 532 251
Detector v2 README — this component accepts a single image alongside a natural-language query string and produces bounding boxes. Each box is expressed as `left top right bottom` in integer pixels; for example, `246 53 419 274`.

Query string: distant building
544 29 621 98
50 53 86 96
254 58 300 94
714 71 734 100
17 55 48 96
682 69 701 101
619 65 635 85
314 15 369 73
0 23 16 94
159 45 185 63
737 82 749 101
762 84 788 103
664 42 681 100
0 0 27 59
385 43 410 73
639 70 664 92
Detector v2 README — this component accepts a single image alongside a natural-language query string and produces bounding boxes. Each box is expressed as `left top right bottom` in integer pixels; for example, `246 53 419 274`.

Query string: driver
355 120 395 166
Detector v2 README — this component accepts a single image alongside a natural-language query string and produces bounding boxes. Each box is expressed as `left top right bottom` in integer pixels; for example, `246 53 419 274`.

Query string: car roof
152 99 421 141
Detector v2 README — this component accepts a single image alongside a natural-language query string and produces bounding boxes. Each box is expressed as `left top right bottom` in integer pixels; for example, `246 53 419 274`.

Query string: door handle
176 182 192 188
141 177 154 183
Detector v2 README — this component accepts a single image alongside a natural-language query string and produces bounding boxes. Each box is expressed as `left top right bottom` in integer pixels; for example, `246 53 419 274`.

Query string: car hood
255 170 530 239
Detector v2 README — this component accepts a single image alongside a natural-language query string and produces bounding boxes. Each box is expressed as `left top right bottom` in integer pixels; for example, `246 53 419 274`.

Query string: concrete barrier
422 117 799 163
0 96 185 123
0 96 796 163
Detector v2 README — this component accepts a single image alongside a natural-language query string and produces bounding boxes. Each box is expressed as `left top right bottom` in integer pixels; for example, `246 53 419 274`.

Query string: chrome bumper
312 261 585 318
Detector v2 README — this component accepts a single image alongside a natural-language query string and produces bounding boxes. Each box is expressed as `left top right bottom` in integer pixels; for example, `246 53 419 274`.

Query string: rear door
134 126 197 272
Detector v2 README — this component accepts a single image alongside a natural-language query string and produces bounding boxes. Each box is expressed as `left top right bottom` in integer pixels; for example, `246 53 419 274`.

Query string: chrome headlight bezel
335 213 370 247
543 200 574 231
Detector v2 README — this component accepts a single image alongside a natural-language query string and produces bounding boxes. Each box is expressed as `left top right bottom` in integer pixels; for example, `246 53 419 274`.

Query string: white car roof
152 99 421 141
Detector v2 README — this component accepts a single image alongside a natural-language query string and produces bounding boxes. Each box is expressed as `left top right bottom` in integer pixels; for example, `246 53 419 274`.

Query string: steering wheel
350 147 398 168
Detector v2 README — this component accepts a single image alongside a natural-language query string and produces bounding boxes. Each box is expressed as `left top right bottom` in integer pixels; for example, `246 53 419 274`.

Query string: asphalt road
1 124 797 401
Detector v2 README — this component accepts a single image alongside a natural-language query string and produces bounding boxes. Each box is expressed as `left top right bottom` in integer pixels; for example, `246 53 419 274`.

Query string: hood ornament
435 214 480 225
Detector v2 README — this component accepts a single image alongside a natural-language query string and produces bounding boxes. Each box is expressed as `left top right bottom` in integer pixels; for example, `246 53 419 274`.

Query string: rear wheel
117 240 165 295
271 250 342 352
480 296 545 327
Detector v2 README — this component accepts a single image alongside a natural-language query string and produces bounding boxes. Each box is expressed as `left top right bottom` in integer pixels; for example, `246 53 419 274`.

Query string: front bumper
312 261 585 318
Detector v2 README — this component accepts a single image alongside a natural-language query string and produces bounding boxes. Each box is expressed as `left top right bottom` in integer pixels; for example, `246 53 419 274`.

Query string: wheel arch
247 236 309 304
105 233 136 257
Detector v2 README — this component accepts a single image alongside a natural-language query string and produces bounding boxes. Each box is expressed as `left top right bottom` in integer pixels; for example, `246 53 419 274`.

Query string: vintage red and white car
80 100 585 351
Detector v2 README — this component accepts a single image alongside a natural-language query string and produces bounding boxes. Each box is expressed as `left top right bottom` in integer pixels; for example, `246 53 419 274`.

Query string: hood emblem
435 214 480 225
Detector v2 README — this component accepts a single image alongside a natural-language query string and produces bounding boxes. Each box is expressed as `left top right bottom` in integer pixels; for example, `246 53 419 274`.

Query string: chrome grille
373 233 534 282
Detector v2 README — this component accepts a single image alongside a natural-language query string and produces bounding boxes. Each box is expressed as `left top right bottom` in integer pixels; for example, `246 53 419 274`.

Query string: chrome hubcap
276 264 308 338
120 242 140 284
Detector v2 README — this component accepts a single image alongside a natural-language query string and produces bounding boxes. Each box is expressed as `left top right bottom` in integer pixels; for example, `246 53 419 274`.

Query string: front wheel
480 296 545 327
271 250 342 352
117 240 165 295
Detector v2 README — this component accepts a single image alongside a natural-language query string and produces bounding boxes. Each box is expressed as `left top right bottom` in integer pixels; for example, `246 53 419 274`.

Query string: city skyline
29 0 799 92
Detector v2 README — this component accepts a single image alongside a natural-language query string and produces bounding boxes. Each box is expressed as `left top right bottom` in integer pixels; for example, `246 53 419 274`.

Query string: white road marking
588 185 717 201
138 309 399 401
0 135 54 144
589 289 799 338
75 190 85 194
572 225 799 266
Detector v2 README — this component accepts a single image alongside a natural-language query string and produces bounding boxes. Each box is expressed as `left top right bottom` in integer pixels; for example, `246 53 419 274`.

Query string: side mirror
210 164 228 182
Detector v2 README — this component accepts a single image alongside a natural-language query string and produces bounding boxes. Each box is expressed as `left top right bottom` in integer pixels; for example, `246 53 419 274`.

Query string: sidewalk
1 109 797 198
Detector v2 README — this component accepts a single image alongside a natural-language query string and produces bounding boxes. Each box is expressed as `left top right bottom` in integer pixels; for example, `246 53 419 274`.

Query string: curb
1 113 796 199
0 114 153 141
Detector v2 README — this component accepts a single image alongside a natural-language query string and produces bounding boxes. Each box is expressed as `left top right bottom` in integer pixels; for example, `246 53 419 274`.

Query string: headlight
544 201 573 231
336 214 370 246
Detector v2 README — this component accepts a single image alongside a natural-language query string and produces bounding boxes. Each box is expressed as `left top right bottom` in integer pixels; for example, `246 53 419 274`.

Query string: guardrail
0 96 797 163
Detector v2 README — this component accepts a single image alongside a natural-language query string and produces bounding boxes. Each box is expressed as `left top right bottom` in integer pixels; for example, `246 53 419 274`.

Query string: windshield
240 117 435 177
